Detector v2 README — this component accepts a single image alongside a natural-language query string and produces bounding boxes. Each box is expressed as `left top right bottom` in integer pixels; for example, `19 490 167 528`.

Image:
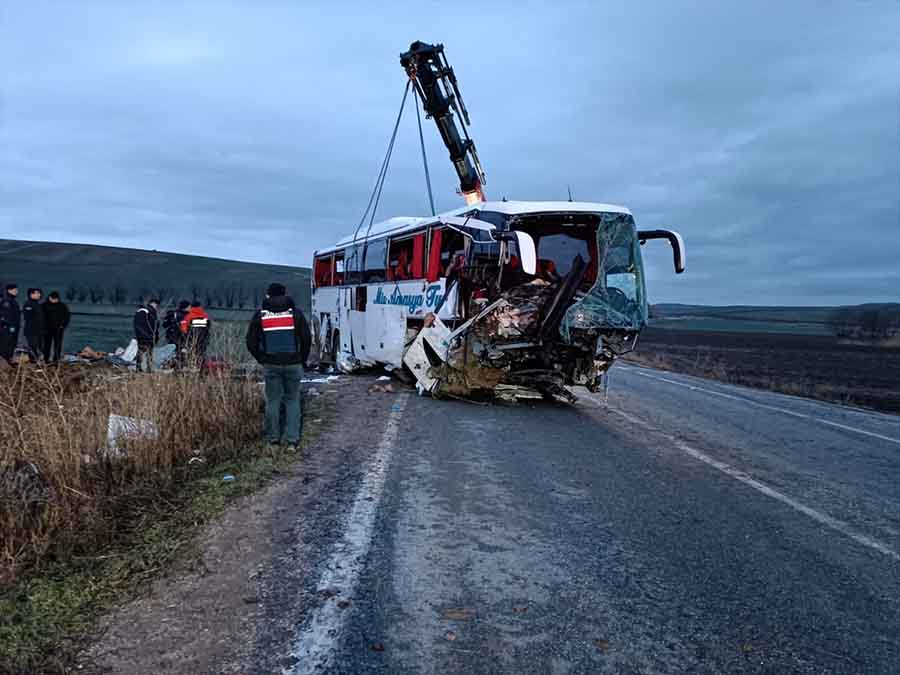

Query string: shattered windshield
560 212 647 337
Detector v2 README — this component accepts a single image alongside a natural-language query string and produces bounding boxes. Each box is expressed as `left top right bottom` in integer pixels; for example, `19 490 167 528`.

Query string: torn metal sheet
402 316 451 393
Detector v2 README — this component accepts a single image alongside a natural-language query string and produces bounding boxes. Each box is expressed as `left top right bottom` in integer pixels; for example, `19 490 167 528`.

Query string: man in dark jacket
246 283 312 449
23 288 47 360
0 283 20 363
133 299 160 372
42 291 71 362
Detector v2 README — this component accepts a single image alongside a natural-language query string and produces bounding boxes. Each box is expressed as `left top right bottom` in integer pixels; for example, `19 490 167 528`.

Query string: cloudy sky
1 2 898 305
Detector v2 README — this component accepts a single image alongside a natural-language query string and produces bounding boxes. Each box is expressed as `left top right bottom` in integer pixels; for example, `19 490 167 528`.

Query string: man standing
0 284 20 363
133 298 160 372
42 291 71 363
23 288 47 361
180 301 211 370
246 283 311 450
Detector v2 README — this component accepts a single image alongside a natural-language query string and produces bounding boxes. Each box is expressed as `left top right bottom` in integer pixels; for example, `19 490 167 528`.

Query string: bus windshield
561 212 647 336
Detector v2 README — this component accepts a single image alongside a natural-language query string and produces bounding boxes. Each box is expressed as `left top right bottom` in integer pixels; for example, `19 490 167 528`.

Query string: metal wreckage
312 42 685 403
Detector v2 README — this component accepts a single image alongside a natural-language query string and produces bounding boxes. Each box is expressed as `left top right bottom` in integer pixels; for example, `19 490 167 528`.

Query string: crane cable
414 87 436 216
353 81 411 244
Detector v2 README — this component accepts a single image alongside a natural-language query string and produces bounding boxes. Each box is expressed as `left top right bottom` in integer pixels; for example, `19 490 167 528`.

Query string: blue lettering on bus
373 283 444 314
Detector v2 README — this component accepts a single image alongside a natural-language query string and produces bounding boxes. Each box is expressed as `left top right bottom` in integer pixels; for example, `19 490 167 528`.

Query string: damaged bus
310 41 685 401
311 200 684 402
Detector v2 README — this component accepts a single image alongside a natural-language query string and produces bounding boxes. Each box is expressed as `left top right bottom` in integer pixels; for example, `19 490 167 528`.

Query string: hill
0 239 311 312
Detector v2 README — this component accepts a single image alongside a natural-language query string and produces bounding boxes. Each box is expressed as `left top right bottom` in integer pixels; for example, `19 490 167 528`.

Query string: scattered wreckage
310 42 685 403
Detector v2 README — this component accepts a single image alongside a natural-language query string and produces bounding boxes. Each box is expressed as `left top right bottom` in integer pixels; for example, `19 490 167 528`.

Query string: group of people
132 298 212 372
2 278 312 449
0 283 71 364
131 282 312 448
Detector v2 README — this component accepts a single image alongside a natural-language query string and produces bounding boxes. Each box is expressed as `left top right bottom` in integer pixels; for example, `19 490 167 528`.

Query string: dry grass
624 350 859 407
0 361 261 585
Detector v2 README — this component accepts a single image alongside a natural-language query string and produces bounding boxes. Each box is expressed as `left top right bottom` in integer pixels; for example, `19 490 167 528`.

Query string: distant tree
223 283 239 309
860 309 880 339
252 287 262 307
189 284 204 304
155 287 174 305
204 287 215 308
826 307 853 338
76 286 89 303
64 285 78 303
109 281 128 305
236 282 248 309
88 286 105 304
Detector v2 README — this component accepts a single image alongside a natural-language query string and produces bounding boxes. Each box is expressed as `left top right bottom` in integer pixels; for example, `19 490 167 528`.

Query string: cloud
0 1 898 305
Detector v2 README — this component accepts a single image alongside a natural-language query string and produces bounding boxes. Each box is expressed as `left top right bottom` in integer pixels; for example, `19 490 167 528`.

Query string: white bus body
311 200 684 398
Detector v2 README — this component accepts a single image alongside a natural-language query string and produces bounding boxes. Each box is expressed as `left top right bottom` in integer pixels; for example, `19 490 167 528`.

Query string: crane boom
401 41 486 205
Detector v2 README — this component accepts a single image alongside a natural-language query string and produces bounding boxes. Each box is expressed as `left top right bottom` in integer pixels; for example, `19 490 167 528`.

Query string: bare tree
64 285 78 303
223 283 238 309
236 282 248 309
108 281 128 305
189 284 204 304
88 286 105 304
860 309 880 339
76 286 89 303
155 287 174 305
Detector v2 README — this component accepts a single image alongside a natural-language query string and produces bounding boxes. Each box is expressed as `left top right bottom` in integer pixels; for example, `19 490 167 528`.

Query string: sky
1 1 898 305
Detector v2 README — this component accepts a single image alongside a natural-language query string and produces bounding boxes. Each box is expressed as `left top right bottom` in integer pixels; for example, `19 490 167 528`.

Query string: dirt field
625 327 900 414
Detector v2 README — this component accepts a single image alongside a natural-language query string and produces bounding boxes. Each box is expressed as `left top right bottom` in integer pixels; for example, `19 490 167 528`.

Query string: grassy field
0 239 311 313
61 306 255 353
627 327 900 413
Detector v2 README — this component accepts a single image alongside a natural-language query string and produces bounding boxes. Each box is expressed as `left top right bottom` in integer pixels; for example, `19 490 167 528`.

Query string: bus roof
315 200 632 256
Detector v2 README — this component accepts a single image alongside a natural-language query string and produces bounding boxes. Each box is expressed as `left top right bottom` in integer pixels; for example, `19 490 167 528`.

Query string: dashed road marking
620 367 900 446
583 395 900 562
283 393 410 674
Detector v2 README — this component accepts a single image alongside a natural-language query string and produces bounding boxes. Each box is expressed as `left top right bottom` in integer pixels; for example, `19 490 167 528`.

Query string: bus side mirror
638 229 686 274
514 231 537 276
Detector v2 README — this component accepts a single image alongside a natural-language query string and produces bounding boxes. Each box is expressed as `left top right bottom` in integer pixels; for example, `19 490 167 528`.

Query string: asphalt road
265 365 900 674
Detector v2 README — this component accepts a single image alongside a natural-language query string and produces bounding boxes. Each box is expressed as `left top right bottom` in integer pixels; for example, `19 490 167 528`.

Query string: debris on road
441 608 475 620
367 382 395 394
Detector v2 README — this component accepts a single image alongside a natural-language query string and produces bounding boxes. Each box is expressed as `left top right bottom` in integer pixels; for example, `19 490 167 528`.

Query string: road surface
243 364 900 674
85 365 900 674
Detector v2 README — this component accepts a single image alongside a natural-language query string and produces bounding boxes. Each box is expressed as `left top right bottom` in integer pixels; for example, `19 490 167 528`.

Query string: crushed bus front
402 207 682 402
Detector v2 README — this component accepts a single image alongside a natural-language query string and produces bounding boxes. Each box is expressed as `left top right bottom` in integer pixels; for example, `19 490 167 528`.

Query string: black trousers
43 330 65 362
0 332 15 362
25 333 43 360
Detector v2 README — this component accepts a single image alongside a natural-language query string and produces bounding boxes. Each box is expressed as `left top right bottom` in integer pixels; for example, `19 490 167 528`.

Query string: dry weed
0 360 261 584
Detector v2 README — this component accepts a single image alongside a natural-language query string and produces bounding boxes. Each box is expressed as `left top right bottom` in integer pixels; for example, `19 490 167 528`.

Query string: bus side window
362 238 387 283
314 255 332 287
388 237 415 281
439 228 466 276
344 244 362 285
334 252 345 286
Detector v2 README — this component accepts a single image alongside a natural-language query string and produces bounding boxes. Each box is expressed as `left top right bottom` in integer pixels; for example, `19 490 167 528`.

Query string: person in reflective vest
245 283 311 450
179 301 211 370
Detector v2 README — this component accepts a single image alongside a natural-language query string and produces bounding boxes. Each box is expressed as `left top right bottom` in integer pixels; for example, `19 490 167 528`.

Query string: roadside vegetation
626 327 900 413
0 343 317 673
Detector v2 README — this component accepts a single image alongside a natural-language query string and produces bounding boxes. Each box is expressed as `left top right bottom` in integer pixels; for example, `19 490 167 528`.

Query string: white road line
621 367 900 446
582 396 900 562
283 393 410 674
